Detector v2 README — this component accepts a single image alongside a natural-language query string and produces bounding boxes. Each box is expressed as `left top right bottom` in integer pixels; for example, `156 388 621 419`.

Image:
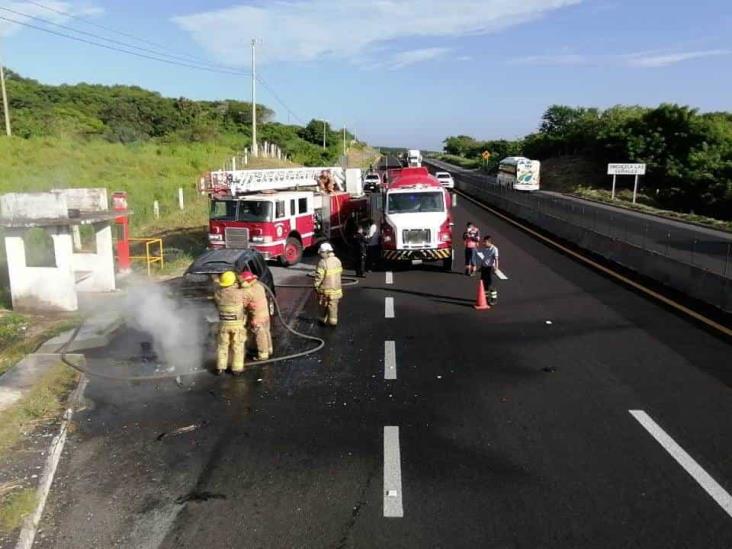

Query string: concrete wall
71 223 116 292
53 188 108 212
0 192 68 221
4 228 78 312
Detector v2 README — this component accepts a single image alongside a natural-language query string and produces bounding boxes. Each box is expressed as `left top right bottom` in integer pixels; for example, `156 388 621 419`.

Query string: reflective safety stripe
322 288 343 297
316 267 343 276
219 313 238 321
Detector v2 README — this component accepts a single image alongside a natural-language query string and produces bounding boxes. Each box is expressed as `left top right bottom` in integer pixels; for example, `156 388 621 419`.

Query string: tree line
3 70 354 166
443 104 732 219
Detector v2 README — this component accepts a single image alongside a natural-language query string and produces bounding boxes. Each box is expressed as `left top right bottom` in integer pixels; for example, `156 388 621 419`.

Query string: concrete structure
0 188 123 312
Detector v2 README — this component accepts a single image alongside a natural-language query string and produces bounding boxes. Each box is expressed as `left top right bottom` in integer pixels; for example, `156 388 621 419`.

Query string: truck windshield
238 201 273 222
210 200 237 220
387 192 444 214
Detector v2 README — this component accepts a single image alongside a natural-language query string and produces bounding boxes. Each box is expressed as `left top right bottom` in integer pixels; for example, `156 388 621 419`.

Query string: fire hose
58 278 358 382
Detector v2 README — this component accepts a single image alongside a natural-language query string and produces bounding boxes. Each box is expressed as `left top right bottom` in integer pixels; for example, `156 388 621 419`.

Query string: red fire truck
205 167 368 266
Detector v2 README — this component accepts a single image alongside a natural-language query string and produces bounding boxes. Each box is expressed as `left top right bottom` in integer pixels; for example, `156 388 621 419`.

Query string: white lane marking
384 341 397 380
629 410 732 518
385 297 395 318
385 271 393 285
495 269 509 280
383 426 404 518
17 375 88 549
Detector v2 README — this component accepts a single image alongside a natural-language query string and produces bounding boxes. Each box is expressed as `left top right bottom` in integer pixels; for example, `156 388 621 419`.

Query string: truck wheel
281 237 303 267
442 252 453 272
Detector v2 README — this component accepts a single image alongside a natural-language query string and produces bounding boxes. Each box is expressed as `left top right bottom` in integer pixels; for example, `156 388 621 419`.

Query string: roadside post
607 163 646 202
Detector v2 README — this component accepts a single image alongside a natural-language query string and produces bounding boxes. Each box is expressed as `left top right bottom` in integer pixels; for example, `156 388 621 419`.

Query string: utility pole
251 39 257 157
343 125 346 156
322 120 327 150
0 44 11 137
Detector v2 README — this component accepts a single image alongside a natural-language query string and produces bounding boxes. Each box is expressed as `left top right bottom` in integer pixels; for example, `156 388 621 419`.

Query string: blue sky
1 0 731 149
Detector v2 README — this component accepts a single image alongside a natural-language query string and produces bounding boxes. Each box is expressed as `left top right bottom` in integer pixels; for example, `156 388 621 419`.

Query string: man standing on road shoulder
463 222 480 276
472 236 500 305
365 219 380 272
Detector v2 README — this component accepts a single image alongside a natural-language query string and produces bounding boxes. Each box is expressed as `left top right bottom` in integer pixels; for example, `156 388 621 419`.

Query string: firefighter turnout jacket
314 253 343 299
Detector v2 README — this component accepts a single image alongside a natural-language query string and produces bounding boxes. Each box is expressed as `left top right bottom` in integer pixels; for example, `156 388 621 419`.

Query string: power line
0 14 250 77
256 74 305 125
23 0 216 67
0 6 250 76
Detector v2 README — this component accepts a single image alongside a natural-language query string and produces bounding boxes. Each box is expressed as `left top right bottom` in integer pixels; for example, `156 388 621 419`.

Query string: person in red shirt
462 222 480 276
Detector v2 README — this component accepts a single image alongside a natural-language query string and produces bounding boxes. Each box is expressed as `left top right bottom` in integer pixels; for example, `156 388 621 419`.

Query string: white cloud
386 47 450 69
0 1 103 38
512 49 731 68
624 49 731 68
172 0 582 66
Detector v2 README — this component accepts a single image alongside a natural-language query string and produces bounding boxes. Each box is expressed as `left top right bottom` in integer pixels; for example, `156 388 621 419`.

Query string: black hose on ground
59 282 329 382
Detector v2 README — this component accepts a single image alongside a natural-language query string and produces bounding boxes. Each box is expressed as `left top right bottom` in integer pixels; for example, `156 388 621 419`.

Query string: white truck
406 149 422 167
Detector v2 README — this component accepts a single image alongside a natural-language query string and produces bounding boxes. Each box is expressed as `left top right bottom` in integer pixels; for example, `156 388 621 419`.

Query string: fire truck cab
206 167 367 266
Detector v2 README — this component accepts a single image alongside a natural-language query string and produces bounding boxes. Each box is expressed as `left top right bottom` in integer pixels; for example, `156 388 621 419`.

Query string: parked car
435 171 455 189
181 248 276 315
363 173 381 193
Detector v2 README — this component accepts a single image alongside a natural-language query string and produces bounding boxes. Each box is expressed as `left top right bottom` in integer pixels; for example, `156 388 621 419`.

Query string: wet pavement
30 198 732 548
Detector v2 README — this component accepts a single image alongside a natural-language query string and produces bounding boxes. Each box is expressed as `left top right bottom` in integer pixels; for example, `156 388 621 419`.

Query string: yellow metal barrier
129 237 164 276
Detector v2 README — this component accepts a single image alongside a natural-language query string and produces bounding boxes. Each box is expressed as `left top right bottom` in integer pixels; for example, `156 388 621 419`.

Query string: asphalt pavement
31 196 732 548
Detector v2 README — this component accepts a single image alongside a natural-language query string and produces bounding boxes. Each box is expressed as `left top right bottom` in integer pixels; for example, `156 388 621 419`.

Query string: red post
112 191 131 273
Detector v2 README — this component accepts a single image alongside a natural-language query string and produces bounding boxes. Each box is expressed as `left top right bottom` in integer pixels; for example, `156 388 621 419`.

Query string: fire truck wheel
442 252 453 272
281 237 303 267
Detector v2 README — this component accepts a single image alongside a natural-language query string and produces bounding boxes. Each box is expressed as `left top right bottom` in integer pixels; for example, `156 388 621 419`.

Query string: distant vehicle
434 171 455 189
406 149 422 167
496 157 540 191
363 173 381 193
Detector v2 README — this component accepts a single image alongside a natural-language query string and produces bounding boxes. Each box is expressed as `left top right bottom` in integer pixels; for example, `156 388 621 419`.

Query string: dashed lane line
629 410 732 518
495 269 509 280
385 271 394 285
385 297 395 318
383 426 404 518
384 341 397 380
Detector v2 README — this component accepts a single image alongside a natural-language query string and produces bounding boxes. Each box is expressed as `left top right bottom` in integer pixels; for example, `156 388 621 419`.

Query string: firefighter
239 270 274 361
314 242 343 326
214 271 246 376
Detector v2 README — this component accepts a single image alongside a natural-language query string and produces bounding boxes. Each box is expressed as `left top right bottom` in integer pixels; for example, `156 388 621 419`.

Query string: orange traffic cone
474 279 491 310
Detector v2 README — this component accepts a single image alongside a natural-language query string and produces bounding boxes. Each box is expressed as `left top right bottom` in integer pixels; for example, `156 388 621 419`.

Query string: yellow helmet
218 271 237 288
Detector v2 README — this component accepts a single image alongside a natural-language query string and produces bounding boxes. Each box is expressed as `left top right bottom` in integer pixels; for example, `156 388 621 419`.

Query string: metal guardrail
129 237 164 276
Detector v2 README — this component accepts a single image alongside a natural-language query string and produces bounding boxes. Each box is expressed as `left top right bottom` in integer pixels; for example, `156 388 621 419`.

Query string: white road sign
608 163 646 175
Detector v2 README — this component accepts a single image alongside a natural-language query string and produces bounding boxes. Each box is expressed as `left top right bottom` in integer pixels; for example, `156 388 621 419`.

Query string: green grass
435 154 481 169
0 361 78 457
0 487 37 533
0 313 29 347
572 186 732 232
0 318 80 376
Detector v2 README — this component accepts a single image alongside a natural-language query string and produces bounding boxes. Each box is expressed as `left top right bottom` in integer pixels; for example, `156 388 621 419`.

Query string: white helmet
318 242 333 254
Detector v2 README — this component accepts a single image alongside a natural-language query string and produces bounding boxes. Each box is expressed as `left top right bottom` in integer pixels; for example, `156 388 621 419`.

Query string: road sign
481 151 491 160
607 163 646 203
607 163 646 175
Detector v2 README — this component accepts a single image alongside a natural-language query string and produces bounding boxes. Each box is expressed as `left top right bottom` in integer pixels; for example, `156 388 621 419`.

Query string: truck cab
375 167 454 271
208 191 315 265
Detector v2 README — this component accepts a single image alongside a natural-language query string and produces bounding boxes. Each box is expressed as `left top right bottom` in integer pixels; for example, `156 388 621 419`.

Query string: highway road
32 194 732 548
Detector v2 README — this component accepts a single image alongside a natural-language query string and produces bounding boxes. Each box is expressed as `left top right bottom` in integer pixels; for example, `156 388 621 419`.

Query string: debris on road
156 421 207 441
175 491 227 504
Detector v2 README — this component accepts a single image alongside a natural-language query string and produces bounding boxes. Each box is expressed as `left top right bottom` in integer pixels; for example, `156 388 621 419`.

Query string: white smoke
124 282 207 372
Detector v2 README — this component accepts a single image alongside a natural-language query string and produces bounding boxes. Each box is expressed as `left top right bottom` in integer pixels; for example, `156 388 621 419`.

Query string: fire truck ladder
209 166 345 195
